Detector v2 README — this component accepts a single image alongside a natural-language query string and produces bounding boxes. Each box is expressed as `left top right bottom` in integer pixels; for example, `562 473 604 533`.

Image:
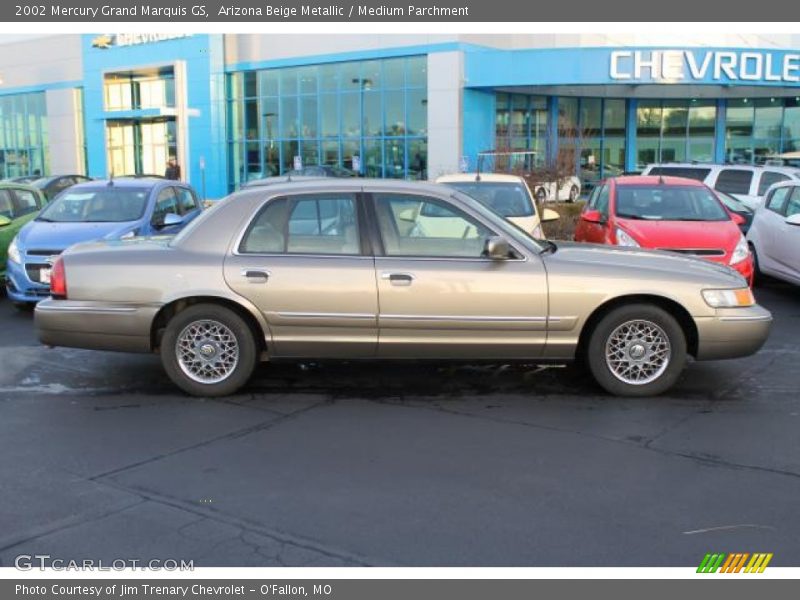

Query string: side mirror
786 214 800 226
581 209 606 224
730 212 746 226
162 212 183 227
541 208 560 223
483 236 510 260
0 215 11 228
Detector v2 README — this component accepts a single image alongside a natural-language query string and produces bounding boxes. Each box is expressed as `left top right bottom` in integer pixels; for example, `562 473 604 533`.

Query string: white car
436 173 559 238
529 175 582 203
746 180 800 285
642 162 800 211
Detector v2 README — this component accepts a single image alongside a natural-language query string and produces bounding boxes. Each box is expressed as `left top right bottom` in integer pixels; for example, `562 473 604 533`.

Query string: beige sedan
35 179 772 397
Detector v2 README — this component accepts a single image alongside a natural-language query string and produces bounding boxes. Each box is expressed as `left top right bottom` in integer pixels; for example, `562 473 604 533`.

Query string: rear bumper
694 304 772 360
35 299 160 353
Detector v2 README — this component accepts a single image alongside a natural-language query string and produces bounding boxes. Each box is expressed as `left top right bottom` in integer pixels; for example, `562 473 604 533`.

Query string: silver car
35 179 772 397
747 180 800 285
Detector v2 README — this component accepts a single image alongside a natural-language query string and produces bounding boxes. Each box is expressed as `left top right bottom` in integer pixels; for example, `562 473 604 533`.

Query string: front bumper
694 304 772 360
35 299 160 353
5 258 51 303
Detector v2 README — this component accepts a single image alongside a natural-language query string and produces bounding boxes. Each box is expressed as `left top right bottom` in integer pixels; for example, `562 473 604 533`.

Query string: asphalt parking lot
1 280 799 567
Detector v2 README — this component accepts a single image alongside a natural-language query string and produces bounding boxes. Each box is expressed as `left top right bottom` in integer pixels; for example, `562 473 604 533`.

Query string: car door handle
381 272 415 286
242 269 270 282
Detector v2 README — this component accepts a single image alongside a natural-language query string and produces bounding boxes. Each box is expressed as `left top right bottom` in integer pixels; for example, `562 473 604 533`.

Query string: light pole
263 111 276 175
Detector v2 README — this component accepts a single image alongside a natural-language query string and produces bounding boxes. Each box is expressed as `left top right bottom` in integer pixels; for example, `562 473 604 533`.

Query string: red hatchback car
574 176 754 285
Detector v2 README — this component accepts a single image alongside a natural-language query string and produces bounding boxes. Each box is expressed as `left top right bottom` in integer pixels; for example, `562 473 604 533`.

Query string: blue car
6 178 202 306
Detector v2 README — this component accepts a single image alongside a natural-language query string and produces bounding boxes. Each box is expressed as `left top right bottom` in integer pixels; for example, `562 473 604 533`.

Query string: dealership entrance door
106 118 177 177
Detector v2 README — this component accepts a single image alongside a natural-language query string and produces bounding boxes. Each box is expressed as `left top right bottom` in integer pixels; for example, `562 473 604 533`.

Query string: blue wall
81 34 227 199
462 89 495 169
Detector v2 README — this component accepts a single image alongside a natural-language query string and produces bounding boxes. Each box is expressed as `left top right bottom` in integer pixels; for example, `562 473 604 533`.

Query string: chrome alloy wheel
605 319 671 385
176 319 240 384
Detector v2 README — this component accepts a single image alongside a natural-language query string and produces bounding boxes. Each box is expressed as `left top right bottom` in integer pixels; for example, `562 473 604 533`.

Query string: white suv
642 163 800 211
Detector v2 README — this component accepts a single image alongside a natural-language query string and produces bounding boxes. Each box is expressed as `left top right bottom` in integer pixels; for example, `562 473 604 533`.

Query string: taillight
50 256 67 299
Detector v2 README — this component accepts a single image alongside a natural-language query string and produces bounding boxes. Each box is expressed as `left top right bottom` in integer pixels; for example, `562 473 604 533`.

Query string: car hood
17 221 138 252
616 219 741 251
550 241 745 286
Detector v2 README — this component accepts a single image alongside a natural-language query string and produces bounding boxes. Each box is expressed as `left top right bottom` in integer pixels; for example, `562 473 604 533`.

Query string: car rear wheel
161 304 258 397
749 243 762 285
586 304 687 397
568 185 579 202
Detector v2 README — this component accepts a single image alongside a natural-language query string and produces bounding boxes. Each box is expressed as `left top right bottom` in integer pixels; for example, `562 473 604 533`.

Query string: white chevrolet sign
609 50 800 83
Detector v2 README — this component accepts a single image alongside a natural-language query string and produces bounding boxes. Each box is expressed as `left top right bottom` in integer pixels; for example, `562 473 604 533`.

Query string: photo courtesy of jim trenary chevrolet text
0 0 799 597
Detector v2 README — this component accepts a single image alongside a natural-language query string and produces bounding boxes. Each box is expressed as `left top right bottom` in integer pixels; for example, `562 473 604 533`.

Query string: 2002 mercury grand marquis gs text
34 179 772 397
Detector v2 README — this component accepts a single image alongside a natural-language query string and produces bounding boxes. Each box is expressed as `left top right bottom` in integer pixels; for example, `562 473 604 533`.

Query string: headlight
7 236 21 264
730 234 749 265
615 227 639 247
702 288 755 308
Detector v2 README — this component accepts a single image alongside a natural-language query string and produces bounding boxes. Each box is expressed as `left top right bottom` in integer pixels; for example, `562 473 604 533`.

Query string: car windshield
37 188 149 223
444 181 534 217
615 185 729 221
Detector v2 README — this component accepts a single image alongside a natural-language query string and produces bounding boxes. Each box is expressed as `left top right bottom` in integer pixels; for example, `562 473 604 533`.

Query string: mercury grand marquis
34 179 772 397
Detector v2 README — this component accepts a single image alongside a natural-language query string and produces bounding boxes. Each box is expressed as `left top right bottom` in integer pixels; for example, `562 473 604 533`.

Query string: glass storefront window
0 91 49 179
227 55 428 189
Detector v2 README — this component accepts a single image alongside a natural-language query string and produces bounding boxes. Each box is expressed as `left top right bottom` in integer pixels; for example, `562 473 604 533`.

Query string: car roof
647 162 800 174
612 175 706 187
236 177 450 197
0 181 42 193
436 173 525 184
66 178 178 191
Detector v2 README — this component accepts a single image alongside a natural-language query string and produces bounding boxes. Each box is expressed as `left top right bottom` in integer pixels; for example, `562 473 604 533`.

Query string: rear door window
12 188 40 217
766 187 792 215
786 188 800 218
0 190 14 218
757 171 791 196
174 187 198 215
714 169 754 195
152 187 179 225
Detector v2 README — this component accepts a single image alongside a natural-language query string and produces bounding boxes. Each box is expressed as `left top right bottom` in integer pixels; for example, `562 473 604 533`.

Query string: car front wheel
161 303 258 397
586 304 687 397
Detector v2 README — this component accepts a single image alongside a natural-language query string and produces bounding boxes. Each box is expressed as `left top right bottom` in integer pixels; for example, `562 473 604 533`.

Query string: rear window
445 181 534 217
615 185 729 221
758 171 790 196
714 169 753 195
647 167 711 182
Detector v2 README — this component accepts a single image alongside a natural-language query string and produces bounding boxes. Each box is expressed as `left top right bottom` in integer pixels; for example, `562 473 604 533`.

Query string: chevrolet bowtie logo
91 34 114 49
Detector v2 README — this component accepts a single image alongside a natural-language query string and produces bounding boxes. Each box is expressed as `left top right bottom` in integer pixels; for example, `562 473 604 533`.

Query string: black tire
586 304 687 397
161 303 258 397
749 242 762 286
535 187 547 203
13 301 34 312
568 185 579 203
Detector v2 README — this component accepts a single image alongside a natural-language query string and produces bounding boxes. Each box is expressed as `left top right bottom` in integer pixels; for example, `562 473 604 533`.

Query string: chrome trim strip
35 305 139 314
381 314 547 322
275 311 375 320
718 315 773 322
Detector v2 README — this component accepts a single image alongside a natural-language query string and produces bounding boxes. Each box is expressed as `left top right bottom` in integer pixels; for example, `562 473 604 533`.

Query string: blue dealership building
0 33 798 198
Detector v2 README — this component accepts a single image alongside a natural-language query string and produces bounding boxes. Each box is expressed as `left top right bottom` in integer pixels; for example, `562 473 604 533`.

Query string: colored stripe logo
697 553 773 573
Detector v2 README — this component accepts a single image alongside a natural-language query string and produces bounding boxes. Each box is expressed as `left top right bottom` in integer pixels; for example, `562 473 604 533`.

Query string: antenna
476 152 483 182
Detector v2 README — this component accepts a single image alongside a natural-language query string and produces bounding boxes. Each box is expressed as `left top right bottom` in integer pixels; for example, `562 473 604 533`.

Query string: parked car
574 176 754 285
746 180 800 285
715 190 754 234
642 162 800 210
476 151 581 203
436 173 559 238
28 175 93 201
243 165 357 189
34 179 770 398
0 183 48 282
6 178 202 306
